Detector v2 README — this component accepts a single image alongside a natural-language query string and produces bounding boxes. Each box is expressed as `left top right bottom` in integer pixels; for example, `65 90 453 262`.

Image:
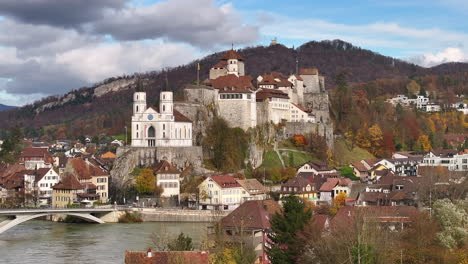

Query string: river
0 220 209 264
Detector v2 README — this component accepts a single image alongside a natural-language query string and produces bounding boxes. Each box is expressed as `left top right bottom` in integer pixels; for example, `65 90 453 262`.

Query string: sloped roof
319 178 339 191
256 88 289 100
221 200 281 230
351 161 368 172
220 49 244 60
173 110 192 123
124 250 209 264
236 179 268 194
332 206 419 229
205 74 254 93
52 175 84 190
210 175 241 188
69 158 108 180
212 60 227 68
35 168 55 182
153 160 181 174
20 147 50 158
258 74 277 86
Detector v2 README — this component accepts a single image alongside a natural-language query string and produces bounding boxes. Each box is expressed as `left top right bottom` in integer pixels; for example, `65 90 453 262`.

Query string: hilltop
0 39 467 139
0 104 15 112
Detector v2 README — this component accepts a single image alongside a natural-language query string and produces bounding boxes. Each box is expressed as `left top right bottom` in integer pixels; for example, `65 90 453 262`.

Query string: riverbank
99 208 229 223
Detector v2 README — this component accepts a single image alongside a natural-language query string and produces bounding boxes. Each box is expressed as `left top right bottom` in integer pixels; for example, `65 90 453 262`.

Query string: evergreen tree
0 127 23 164
167 232 194 251
267 195 312 264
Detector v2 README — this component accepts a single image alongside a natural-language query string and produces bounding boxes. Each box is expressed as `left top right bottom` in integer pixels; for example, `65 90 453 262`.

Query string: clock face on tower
148 114 153 120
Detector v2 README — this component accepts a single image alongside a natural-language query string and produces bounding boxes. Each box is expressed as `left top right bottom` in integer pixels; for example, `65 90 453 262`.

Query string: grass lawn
334 139 375 166
279 150 316 167
260 150 283 170
112 134 126 141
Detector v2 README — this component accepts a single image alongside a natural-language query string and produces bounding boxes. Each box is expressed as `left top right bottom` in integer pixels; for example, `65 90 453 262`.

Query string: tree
415 134 431 152
407 80 421 96
167 232 194 251
339 166 356 180
0 127 23 165
433 199 467 249
267 195 312 264
330 192 347 215
368 124 384 156
306 133 328 161
134 168 155 195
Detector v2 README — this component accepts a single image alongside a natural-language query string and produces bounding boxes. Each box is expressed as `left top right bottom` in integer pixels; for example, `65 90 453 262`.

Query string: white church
131 90 193 147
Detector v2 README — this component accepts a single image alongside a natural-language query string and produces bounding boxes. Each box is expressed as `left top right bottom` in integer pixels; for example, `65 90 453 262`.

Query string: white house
153 160 181 201
198 175 249 210
131 90 193 147
419 150 468 171
35 168 60 205
297 161 336 176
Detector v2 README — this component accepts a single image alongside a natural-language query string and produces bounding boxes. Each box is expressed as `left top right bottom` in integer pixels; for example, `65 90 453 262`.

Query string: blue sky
0 0 466 106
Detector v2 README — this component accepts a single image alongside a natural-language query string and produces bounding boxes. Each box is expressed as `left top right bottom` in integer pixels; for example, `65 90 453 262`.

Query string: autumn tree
330 192 347 215
406 80 421 96
306 133 328 161
135 168 155 195
415 134 431 152
368 124 384 157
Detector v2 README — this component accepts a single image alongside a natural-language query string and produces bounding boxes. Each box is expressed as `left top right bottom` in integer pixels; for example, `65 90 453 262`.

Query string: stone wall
218 98 256 130
174 102 214 145
183 84 217 106
304 92 331 124
111 146 203 187
139 208 228 222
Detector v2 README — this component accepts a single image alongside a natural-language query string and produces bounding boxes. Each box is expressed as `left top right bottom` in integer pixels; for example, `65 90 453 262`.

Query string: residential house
198 175 247 210
220 200 281 264
34 168 60 205
52 176 85 208
236 178 269 201
280 176 318 203
153 160 181 201
297 161 336 176
350 161 369 179
420 149 468 171
19 147 53 170
332 206 419 232
319 178 352 204
67 158 109 202
124 249 209 264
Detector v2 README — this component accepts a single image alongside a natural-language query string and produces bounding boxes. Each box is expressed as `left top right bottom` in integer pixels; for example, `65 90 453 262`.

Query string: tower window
163 95 165 99
163 105 165 112
163 124 165 130
136 106 139 112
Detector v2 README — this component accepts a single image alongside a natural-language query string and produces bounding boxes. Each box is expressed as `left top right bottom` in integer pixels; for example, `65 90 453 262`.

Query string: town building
34 167 60 205
220 200 281 264
280 176 318 203
131 89 193 147
198 175 249 210
19 147 53 170
419 149 468 171
297 161 337 176
236 178 269 201
153 160 181 201
66 158 109 203
52 176 85 208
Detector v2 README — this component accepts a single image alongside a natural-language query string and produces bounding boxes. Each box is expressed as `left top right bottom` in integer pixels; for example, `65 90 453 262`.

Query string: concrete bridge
0 208 115 234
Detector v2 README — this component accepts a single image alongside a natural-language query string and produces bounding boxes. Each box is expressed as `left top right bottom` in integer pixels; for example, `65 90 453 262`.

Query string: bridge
0 208 116 234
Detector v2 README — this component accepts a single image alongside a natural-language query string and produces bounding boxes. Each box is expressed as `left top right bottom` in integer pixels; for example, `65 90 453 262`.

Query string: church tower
160 91 173 115
133 92 146 115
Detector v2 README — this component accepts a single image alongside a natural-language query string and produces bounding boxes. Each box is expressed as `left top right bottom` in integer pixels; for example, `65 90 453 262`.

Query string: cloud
409 47 467 67
0 0 126 28
92 0 259 49
0 42 197 101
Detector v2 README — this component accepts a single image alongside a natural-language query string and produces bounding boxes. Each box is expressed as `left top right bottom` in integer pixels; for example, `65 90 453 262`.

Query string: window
163 105 166 112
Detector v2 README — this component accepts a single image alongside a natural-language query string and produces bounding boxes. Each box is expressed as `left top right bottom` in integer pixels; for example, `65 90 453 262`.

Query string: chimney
147 248 152 258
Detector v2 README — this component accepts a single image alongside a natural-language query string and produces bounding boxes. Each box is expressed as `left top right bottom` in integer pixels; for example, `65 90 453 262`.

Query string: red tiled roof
69 158 108 180
52 175 84 190
212 60 227 69
256 88 289 100
351 161 368 172
293 74 303 81
277 79 293 87
20 147 50 158
173 109 192 123
221 200 281 230
153 160 181 174
292 103 311 113
34 168 55 182
236 178 268 194
258 74 277 86
221 49 244 60
124 250 209 264
206 74 254 93
319 178 339 192
332 206 419 228
210 175 241 188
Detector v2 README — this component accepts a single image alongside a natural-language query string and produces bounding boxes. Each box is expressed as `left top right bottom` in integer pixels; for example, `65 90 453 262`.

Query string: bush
118 211 143 223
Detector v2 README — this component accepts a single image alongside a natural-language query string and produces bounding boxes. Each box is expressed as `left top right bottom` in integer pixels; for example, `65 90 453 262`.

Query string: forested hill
1 39 467 139
0 104 15 111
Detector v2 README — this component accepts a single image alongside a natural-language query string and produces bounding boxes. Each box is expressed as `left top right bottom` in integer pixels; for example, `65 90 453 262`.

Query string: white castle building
131 90 193 147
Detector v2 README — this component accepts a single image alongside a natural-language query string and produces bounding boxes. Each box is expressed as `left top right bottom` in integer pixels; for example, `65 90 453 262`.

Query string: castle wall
301 74 320 93
183 84 217 105
209 68 227 80
303 92 331 123
218 96 256 130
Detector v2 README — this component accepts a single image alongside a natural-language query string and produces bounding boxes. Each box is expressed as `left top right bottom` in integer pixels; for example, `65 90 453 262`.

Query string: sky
0 0 467 106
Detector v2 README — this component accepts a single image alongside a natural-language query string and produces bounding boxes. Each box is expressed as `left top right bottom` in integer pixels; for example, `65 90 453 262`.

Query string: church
131 90 193 147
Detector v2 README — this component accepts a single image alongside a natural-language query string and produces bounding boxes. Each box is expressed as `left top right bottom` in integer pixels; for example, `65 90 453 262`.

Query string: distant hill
0 39 467 138
0 104 15 111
